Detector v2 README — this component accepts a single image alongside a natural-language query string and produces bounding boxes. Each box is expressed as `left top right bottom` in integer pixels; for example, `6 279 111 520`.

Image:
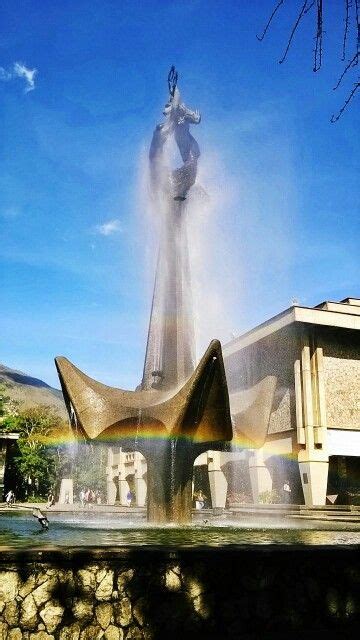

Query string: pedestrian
32 508 49 530
79 489 85 507
195 490 205 510
283 479 291 504
126 490 132 507
5 489 14 507
85 488 91 507
46 491 55 509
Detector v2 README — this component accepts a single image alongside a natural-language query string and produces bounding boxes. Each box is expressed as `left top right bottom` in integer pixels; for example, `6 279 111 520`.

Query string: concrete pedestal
135 477 147 507
298 456 329 506
119 477 130 506
58 478 73 504
208 451 228 509
208 470 227 508
107 480 117 505
249 449 272 503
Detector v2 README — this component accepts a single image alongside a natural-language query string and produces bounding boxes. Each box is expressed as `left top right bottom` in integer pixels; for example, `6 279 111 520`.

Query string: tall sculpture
142 66 201 391
55 68 233 523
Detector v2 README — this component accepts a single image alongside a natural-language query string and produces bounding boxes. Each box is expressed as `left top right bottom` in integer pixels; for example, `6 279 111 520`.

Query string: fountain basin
0 540 359 639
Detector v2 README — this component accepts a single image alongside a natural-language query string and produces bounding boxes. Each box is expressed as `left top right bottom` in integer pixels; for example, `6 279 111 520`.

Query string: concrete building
106 297 360 508
224 296 360 506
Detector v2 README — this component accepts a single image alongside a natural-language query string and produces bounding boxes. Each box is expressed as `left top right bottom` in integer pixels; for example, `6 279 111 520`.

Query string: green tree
4 405 69 500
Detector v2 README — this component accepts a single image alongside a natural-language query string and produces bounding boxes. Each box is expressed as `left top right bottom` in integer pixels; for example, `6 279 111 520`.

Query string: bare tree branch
333 51 359 89
331 80 359 121
304 0 316 15
341 0 350 61
279 1 310 64
257 1 359 120
256 0 286 41
313 0 323 71
355 0 360 54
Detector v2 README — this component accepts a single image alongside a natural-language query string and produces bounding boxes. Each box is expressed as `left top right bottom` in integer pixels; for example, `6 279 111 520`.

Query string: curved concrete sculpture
55 340 232 522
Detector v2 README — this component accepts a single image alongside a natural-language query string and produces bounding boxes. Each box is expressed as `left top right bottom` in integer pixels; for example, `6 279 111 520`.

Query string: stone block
117 570 134 594
72 599 93 622
0 571 20 603
0 621 9 640
4 601 19 626
164 569 181 592
95 603 113 630
79 625 103 640
39 601 65 633
8 628 22 640
104 626 124 640
114 597 132 627
29 633 55 640
32 578 58 608
95 570 114 601
20 595 38 630
59 623 81 640
77 570 95 594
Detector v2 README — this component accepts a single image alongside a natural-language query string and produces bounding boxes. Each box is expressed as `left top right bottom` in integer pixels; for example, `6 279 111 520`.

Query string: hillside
0 363 67 418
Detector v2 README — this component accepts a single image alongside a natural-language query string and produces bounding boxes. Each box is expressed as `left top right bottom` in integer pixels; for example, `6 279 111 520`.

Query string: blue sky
1 0 359 389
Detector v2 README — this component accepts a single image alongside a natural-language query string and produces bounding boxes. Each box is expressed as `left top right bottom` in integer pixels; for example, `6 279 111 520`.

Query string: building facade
106 297 360 507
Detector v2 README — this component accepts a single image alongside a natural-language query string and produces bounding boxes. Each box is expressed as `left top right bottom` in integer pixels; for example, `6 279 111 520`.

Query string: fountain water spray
55 68 233 523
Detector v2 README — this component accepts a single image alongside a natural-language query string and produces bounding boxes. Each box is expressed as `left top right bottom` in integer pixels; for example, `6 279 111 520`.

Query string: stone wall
0 547 359 639
320 327 360 430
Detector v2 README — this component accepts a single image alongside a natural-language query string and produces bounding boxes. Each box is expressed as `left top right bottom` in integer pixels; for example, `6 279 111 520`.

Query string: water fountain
55 67 233 523
1 70 359 640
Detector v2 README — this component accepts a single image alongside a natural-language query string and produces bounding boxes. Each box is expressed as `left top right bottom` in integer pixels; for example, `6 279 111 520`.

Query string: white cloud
95 219 122 236
0 61 37 93
13 62 37 92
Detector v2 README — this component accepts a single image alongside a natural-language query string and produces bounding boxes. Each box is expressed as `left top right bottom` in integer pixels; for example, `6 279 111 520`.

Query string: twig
256 0 285 41
333 51 359 89
355 0 360 54
341 0 350 61
331 80 359 121
279 0 310 64
304 0 316 15
313 0 323 71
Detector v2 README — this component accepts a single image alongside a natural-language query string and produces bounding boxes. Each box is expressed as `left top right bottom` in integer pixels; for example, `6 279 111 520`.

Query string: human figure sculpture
149 65 201 201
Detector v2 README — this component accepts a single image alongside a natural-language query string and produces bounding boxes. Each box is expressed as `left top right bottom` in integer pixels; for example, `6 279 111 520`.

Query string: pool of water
1 512 360 548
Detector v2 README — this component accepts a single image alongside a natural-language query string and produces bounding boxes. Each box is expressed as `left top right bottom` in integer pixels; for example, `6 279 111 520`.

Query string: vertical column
58 478 74 504
134 452 147 507
106 446 116 505
297 329 329 506
118 449 130 506
207 451 228 509
248 448 272 503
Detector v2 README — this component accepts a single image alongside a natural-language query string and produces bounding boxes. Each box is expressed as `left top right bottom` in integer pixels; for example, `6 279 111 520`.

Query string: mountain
0 363 67 418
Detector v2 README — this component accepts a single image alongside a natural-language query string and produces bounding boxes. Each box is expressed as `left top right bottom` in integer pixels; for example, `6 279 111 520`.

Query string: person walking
79 489 85 508
126 490 132 507
5 489 14 507
195 490 205 510
46 491 55 509
283 480 292 504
